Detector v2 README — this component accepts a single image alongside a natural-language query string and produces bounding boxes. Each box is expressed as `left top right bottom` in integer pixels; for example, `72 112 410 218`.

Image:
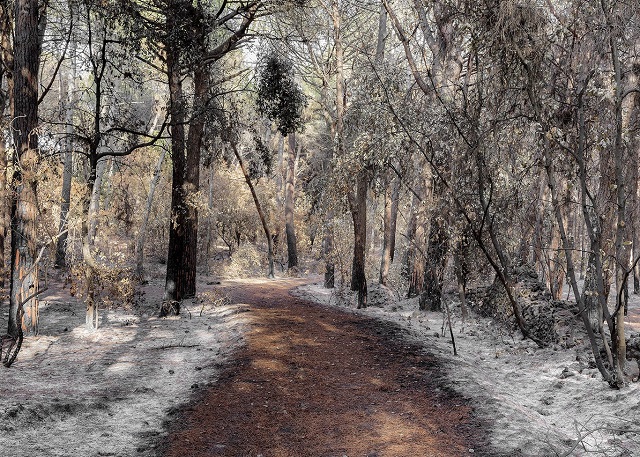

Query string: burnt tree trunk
82 160 99 329
180 65 208 299
162 34 188 313
0 0 12 288
350 170 368 309
285 133 298 272
419 215 449 311
9 0 40 337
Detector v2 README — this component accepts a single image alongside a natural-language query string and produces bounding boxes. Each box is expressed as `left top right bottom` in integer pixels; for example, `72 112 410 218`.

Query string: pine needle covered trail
162 279 489 457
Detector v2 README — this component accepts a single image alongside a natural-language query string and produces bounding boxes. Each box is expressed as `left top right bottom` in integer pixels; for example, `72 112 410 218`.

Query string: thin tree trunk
453 238 469 320
542 142 614 385
135 149 166 280
379 174 393 286
407 172 430 298
379 172 399 285
389 175 400 262
205 165 214 274
402 192 418 282
323 216 335 287
87 156 108 246
607 5 628 375
285 132 298 272
82 163 99 330
548 178 569 300
630 66 640 294
276 133 284 207
232 142 275 278
0 138 6 288
55 58 75 268
324 0 346 290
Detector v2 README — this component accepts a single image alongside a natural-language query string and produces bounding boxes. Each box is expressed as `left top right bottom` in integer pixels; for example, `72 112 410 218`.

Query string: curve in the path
161 278 491 457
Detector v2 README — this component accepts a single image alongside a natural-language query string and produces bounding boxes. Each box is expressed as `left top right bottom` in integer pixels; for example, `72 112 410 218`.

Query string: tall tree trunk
321 121 334 288
608 9 628 376
325 0 345 290
419 214 448 311
533 177 546 281
285 133 299 272
630 66 640 294
407 171 430 298
388 176 399 262
135 149 166 280
276 133 284 207
9 0 40 337
453 234 469 320
582 255 601 331
0 0 12 290
179 65 209 299
82 159 100 329
0 138 7 288
162 37 187 313
548 179 569 300
55 58 75 268
402 192 418 280
379 172 399 285
633 162 640 294
323 216 335 287
350 171 368 308
205 165 215 271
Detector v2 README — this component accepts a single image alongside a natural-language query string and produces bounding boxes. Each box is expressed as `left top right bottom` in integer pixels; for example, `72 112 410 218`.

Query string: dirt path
161 278 491 457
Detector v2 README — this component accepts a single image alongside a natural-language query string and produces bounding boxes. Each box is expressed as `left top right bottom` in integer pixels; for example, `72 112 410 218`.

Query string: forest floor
160 278 489 457
1 272 639 456
294 282 640 456
0 273 489 457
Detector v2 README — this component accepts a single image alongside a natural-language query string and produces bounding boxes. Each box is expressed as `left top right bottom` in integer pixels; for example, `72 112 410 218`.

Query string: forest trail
161 278 489 457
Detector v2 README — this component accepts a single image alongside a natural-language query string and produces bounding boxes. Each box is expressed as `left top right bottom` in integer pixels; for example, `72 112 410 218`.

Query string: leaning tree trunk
9 0 41 338
135 149 166 280
284 132 299 273
232 142 275 278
